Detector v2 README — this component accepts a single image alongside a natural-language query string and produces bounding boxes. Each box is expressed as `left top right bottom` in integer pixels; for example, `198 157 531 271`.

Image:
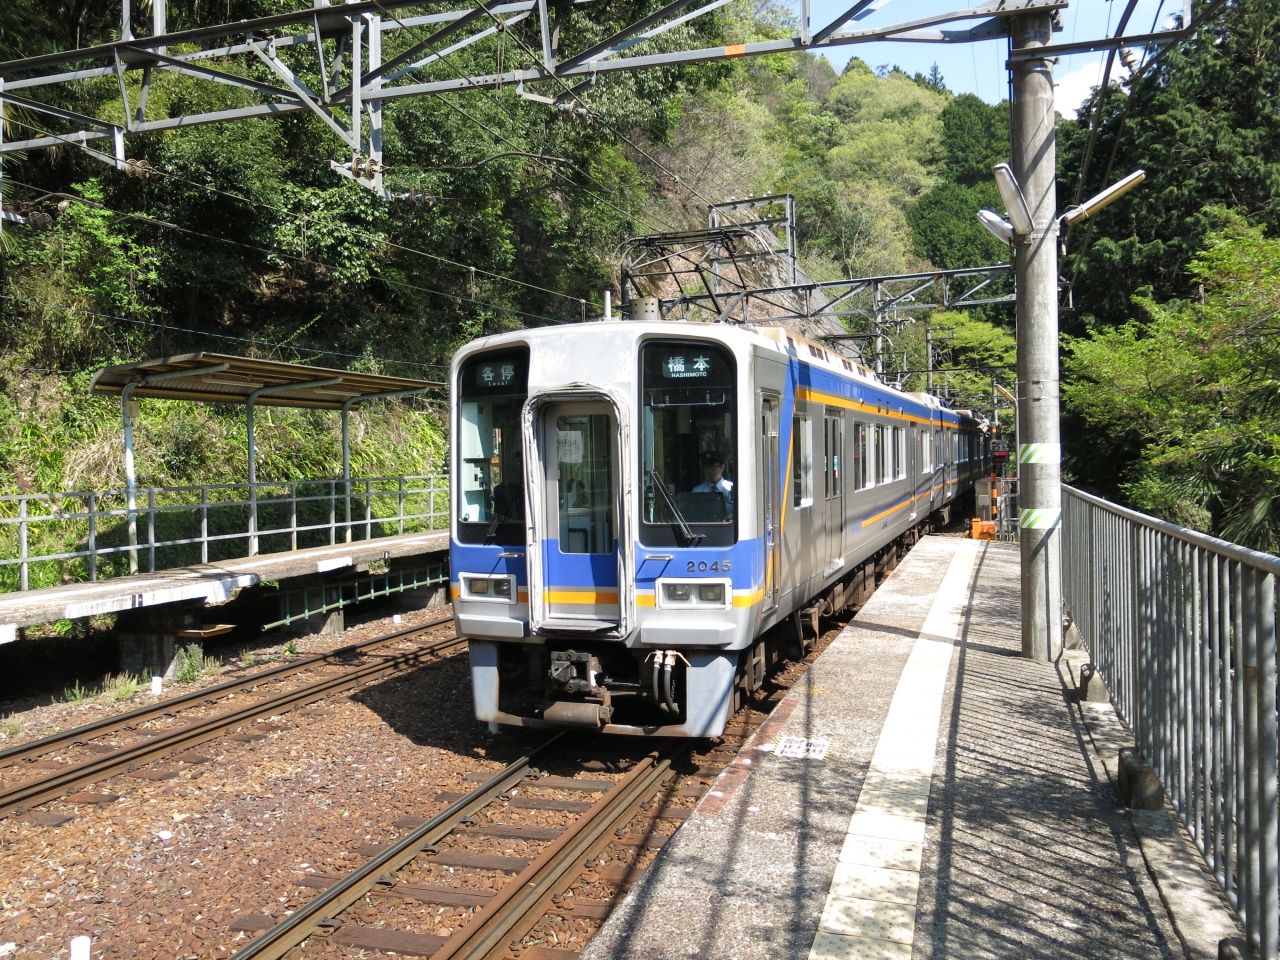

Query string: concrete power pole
1011 12 1062 661
1008 13 1059 660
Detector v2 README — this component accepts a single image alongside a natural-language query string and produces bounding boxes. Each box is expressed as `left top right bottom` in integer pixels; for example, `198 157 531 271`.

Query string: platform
583 536 1238 960
0 529 449 637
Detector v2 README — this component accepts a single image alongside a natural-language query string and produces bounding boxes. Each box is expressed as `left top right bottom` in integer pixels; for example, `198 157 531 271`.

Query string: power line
1063 0 1232 306
2 114 596 312
0 292 449 374
2 175 567 327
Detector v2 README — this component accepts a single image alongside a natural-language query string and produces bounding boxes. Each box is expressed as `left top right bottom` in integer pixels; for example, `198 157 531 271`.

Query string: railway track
221 648 817 960
228 736 685 960
0 616 462 820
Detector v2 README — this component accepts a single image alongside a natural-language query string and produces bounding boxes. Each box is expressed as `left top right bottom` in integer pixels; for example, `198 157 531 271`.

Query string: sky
795 0 1185 117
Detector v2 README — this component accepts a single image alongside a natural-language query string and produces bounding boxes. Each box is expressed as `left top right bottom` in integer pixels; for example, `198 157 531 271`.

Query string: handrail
1061 485 1279 960
1065 484 1280 575
0 474 450 593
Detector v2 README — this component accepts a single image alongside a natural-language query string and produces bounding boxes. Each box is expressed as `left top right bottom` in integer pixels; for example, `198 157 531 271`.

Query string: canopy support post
247 377 346 556
122 384 140 574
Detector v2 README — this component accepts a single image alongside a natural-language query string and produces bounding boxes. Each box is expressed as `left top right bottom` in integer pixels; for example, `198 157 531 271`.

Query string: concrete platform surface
582 536 1188 960
0 529 449 632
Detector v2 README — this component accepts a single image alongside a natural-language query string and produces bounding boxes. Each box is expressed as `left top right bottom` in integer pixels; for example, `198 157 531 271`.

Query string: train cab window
792 415 812 508
640 341 736 547
456 347 529 545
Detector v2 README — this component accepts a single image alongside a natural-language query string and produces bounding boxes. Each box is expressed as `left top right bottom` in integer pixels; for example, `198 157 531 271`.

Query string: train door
760 395 780 612
824 408 844 571
537 401 621 626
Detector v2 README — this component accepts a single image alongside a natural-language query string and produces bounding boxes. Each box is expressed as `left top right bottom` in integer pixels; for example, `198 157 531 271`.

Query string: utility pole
1010 11 1062 661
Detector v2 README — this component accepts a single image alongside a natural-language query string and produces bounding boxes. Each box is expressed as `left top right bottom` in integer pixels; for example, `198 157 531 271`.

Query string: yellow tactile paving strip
808 541 980 960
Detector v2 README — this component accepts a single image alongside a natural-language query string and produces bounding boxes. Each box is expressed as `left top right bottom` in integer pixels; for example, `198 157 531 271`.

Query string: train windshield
640 340 737 547
456 348 529 545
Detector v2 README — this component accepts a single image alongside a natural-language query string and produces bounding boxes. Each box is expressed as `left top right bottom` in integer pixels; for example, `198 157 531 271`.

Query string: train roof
455 320 984 427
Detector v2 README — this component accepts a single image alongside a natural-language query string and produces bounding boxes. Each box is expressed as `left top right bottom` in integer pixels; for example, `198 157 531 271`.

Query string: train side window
824 413 842 500
862 421 875 489
853 422 868 491
920 427 931 474
891 426 902 480
792 415 812 508
874 425 887 485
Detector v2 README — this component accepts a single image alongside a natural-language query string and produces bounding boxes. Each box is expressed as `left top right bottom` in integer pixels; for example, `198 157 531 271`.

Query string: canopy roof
90 352 443 410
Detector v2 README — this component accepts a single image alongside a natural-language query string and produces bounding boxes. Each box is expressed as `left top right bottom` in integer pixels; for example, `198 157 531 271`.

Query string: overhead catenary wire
366 0 684 236
463 0 719 211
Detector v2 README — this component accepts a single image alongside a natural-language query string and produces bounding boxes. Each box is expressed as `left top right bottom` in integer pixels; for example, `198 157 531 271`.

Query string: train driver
693 449 734 519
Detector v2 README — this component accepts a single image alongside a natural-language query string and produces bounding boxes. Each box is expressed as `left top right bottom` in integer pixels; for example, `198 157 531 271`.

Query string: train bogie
450 321 988 738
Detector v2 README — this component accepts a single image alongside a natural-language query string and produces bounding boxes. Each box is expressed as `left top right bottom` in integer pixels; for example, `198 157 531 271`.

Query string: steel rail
228 736 564 960
0 629 466 818
0 615 455 770
433 751 674 960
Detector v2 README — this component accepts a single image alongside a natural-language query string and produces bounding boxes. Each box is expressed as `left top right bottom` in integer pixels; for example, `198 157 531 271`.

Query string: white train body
450 321 987 737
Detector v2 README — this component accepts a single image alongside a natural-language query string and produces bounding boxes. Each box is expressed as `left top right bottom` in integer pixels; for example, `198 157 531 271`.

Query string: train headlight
663 583 692 603
492 579 512 598
697 583 724 604
468 577 490 595
656 579 730 609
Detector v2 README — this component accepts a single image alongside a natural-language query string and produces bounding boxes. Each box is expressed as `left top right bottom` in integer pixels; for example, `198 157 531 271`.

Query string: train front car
451 324 756 737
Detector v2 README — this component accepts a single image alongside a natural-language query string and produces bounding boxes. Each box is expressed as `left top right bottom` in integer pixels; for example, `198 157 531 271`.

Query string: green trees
1063 214 1280 550
1058 0 1280 329
906 94 1010 271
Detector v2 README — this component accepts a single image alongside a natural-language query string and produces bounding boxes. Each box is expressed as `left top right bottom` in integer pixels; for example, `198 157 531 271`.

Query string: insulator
56 200 70 214
28 211 53 231
351 157 365 177
364 158 380 180
124 158 153 178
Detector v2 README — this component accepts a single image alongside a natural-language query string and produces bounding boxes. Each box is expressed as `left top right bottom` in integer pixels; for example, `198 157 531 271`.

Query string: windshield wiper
649 469 704 546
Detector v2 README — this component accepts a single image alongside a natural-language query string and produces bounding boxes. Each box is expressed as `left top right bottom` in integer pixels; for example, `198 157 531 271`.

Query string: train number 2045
687 560 731 572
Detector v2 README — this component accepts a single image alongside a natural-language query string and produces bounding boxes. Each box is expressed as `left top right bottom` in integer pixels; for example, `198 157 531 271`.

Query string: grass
57 679 94 704
173 644 220 684
0 715 21 737
102 672 145 702
282 639 299 656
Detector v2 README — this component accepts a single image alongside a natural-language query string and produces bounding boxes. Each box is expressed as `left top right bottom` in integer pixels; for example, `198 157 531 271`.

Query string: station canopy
90 351 443 409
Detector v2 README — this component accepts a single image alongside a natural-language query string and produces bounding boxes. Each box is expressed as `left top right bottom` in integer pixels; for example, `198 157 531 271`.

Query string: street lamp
977 209 1016 245
993 163 1035 235
978 167 1147 238
1062 169 1146 226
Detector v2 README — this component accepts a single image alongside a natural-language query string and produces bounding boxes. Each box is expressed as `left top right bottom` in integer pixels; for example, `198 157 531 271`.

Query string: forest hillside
0 0 1276 550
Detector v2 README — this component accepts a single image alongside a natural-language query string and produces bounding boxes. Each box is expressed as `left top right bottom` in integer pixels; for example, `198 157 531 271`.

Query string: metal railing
1062 485 1279 960
0 475 450 593
995 476 1019 542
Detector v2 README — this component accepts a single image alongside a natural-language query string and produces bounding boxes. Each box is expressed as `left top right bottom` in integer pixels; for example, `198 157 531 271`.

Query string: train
449 319 989 738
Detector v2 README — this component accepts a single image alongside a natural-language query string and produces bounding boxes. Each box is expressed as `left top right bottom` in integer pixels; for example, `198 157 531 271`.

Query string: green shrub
173 643 212 684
